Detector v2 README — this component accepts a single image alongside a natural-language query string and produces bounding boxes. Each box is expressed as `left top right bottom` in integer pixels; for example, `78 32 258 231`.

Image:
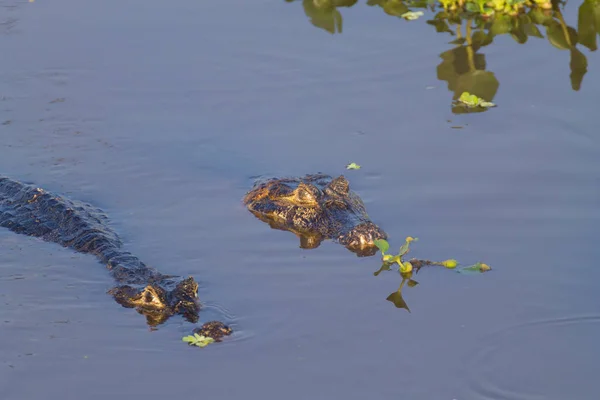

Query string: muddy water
1 0 599 399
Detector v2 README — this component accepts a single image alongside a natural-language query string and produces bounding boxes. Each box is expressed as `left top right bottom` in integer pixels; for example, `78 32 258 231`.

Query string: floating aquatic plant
182 333 215 348
373 237 492 274
456 92 497 109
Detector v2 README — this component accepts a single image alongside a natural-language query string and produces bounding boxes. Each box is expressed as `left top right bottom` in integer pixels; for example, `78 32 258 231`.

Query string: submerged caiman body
244 174 387 256
0 175 230 337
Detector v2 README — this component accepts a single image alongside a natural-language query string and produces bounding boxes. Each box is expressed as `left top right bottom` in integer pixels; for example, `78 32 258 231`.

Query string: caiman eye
295 183 319 204
328 176 349 195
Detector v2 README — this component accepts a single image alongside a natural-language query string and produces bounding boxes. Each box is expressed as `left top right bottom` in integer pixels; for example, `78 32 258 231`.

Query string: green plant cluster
373 237 491 275
182 333 215 348
373 236 491 311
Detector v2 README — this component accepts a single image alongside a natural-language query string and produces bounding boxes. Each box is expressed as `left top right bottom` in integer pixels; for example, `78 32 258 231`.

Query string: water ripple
462 315 600 400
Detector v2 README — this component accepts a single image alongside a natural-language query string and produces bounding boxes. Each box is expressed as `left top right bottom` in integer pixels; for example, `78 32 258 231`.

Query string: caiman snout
339 223 387 256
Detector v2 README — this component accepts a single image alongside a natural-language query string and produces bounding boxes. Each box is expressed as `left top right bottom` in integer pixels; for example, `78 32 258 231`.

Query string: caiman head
243 174 387 256
108 276 201 327
109 277 233 340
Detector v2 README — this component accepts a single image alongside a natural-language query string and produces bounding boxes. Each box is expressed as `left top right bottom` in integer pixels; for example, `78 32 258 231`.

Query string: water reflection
285 0 597 111
374 263 419 311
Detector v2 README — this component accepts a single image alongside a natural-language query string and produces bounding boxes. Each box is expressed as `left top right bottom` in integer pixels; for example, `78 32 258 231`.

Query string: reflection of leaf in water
407 279 419 287
490 15 513 35
452 71 499 114
546 21 577 50
595 1 600 36
471 30 492 50
437 46 486 93
570 47 588 91
511 20 528 44
437 45 498 111
528 7 554 25
522 15 544 39
427 16 454 34
368 0 410 17
386 290 410 312
449 37 467 45
454 70 499 102
302 0 357 34
578 0 598 51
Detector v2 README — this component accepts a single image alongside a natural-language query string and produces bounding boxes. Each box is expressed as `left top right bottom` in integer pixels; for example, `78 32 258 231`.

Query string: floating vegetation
455 91 496 110
182 333 216 348
373 237 491 310
285 0 598 111
374 237 492 275
401 10 425 19
346 162 362 170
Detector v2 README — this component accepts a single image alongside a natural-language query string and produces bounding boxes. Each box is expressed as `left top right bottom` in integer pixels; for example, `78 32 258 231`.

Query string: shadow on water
285 0 599 111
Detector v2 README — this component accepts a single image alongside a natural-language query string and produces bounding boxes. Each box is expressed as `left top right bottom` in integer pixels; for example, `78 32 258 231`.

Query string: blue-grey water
1 0 600 399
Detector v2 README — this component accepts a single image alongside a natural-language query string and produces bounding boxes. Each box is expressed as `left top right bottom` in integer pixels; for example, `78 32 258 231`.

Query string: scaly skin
0 175 231 338
244 174 387 256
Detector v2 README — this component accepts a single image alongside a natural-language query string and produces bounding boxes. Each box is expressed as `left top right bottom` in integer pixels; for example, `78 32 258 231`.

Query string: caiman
244 174 387 256
0 175 231 339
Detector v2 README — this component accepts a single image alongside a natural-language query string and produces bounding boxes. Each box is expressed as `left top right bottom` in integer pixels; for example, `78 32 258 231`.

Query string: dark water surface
2 0 600 399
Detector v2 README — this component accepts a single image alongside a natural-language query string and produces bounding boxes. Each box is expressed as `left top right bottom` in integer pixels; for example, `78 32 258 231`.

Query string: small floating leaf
182 335 196 343
458 262 492 274
401 11 424 20
183 334 215 348
346 162 361 170
374 239 389 254
196 337 215 348
457 92 496 109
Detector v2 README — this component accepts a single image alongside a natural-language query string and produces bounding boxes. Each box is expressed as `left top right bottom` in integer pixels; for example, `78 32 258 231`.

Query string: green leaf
346 162 361 170
195 337 215 348
457 91 495 109
373 239 389 254
457 262 492 274
398 236 417 257
182 336 197 343
194 333 204 341
401 11 424 20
